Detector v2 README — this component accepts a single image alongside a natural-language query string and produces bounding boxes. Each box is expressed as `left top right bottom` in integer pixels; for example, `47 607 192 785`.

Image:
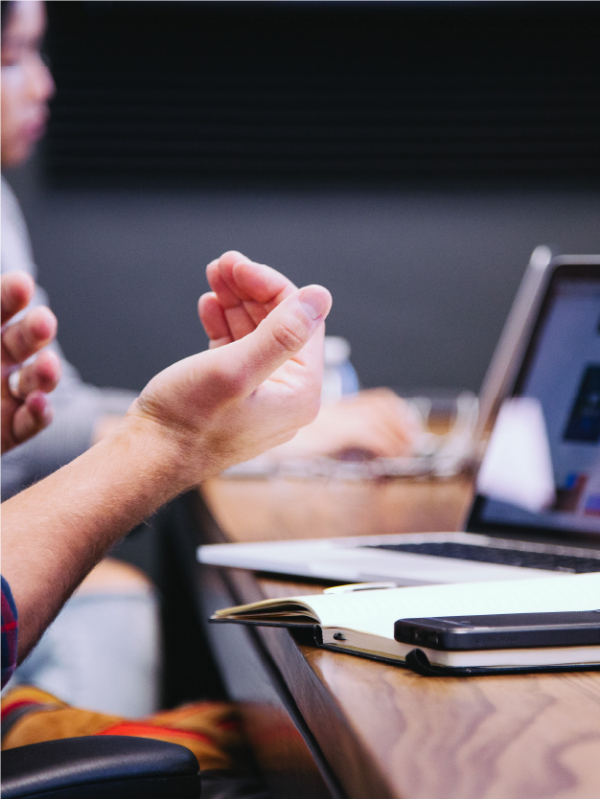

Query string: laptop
198 255 600 586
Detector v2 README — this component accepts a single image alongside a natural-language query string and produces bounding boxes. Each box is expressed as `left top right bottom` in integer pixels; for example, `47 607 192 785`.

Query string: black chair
1 736 202 799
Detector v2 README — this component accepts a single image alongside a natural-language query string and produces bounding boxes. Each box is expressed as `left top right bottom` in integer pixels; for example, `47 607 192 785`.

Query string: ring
8 369 25 400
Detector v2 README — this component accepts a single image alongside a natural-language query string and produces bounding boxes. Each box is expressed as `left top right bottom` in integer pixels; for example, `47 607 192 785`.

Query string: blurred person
1 0 135 502
1 0 164 715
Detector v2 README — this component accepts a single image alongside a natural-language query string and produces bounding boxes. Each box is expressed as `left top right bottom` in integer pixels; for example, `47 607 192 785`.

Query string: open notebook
211 573 600 675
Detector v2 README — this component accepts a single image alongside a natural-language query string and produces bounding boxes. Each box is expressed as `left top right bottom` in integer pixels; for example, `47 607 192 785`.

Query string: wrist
116 411 193 498
119 405 220 498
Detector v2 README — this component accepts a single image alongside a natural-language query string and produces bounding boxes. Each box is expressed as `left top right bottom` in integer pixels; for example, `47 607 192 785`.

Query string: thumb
224 285 332 393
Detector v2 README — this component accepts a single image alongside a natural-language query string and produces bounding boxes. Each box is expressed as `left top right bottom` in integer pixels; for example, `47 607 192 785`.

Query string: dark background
5 1 600 393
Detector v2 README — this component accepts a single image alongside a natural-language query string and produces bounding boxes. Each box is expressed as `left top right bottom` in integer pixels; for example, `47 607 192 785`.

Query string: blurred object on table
321 336 359 401
477 397 556 513
222 390 479 481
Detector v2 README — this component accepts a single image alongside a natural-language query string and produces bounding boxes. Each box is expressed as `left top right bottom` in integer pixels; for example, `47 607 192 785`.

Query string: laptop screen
473 263 600 539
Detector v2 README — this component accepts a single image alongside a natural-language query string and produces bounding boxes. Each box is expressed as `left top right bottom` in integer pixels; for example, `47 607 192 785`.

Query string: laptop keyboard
365 542 600 573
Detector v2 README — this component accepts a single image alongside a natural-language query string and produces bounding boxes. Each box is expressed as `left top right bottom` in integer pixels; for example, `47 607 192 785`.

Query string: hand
198 255 420 460
1 272 61 454
269 388 423 460
198 254 420 460
199 250 297 348
129 252 332 488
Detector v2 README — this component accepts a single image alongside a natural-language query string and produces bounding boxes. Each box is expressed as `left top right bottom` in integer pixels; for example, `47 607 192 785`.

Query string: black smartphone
394 610 600 651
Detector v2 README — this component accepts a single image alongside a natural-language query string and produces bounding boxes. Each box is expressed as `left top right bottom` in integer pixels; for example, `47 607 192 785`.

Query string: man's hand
199 250 297 348
1 255 330 661
198 253 420 462
270 389 423 461
1 272 61 454
130 252 332 489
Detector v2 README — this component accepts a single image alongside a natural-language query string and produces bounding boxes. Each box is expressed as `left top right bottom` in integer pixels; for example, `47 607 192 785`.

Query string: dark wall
5 2 600 394
43 1 600 184
8 159 599 393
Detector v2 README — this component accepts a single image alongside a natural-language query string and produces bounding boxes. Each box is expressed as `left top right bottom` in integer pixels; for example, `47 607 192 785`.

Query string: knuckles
270 316 309 353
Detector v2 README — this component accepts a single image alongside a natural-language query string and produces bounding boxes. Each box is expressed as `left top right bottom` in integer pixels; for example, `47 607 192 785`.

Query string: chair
1 735 201 799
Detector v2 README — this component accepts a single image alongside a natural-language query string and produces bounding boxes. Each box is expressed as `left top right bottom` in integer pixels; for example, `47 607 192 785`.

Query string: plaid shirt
1 576 18 688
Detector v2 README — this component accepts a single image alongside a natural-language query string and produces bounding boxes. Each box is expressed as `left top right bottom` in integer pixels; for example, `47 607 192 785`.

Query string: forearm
1 415 195 662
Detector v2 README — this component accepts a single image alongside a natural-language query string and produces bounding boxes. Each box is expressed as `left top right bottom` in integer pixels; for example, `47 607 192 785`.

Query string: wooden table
192 475 600 799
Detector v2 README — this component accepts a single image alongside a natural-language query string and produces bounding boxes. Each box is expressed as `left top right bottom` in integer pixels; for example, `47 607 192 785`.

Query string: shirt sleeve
1 576 19 689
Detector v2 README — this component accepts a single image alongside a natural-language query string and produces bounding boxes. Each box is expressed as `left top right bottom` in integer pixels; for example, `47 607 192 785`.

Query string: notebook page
304 573 600 639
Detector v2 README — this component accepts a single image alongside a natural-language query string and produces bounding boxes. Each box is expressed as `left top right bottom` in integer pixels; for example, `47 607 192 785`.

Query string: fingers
219 284 332 394
230 258 296 305
10 349 61 398
197 293 233 348
205 252 297 342
231 259 296 327
11 390 53 446
1 271 35 326
206 257 256 341
1 277 59 454
207 251 295 304
134 272 332 483
2 305 57 365
206 253 247 307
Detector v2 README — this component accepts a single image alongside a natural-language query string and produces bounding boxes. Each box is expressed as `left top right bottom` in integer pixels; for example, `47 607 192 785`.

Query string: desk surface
201 476 600 799
203 475 474 541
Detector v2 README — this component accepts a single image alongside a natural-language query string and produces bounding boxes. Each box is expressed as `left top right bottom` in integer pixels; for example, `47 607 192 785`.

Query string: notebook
211 573 600 675
198 255 600 586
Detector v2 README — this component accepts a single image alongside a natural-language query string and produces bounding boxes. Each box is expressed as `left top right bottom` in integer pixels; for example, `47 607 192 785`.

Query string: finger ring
8 369 25 400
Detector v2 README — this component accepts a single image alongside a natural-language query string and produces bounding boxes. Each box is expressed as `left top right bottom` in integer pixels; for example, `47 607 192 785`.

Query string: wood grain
256 578 600 799
202 476 473 542
304 646 600 799
198 565 341 799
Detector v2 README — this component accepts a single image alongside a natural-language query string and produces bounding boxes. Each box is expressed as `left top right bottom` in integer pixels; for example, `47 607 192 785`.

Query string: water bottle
322 336 360 401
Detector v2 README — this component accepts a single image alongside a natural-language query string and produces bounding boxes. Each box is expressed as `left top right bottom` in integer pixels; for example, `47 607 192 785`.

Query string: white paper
477 397 556 512
303 572 600 640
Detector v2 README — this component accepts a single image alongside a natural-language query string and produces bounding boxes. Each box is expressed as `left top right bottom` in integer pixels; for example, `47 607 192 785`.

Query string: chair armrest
1 735 201 799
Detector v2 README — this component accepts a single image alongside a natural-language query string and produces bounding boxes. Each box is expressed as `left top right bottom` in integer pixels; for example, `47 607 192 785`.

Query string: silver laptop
198 255 600 586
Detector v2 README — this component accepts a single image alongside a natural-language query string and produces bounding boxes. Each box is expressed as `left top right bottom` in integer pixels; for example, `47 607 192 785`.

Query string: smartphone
394 610 600 651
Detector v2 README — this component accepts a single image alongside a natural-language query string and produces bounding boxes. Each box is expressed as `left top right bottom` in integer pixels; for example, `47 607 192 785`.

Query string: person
1 255 331 799
1 0 168 714
1 247 332 667
1 253 331 799
0 0 137 501
1 0 418 713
